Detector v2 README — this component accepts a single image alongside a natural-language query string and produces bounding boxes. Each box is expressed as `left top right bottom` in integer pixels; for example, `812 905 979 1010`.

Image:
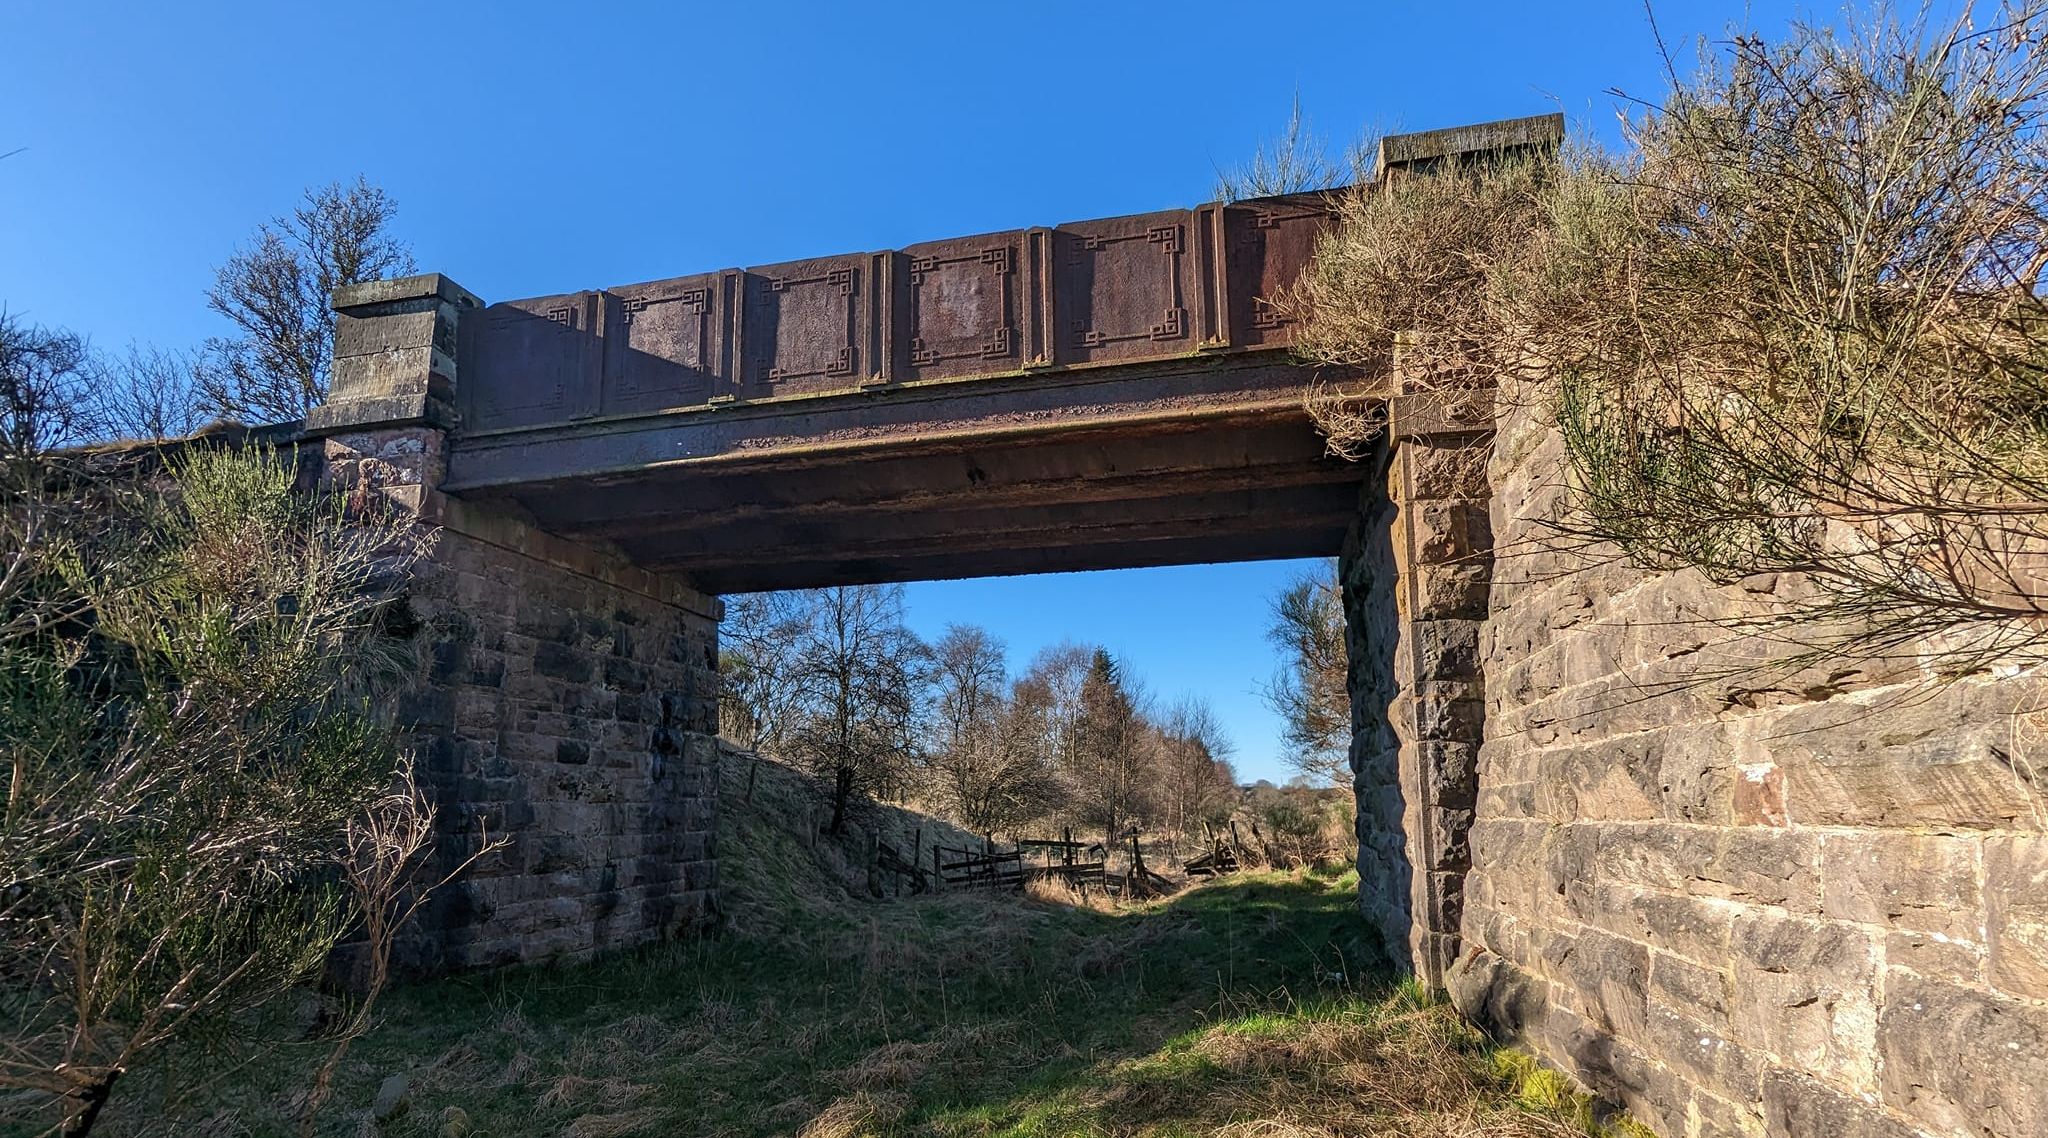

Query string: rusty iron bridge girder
312 114 1564 592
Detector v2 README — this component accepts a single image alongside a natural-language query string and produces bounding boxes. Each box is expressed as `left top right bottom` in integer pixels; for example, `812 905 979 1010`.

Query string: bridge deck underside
445 357 1367 592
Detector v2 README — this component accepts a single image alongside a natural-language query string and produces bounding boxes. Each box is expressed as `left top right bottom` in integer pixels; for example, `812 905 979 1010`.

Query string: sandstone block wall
1343 395 1495 984
1344 453 1412 968
317 428 723 974
1443 391 2048 1138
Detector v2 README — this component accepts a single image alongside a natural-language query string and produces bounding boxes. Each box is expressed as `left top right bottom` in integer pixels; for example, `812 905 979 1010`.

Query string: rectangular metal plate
895 233 1025 382
1051 208 1199 367
464 292 598 431
1222 192 1337 349
740 254 877 400
603 273 729 414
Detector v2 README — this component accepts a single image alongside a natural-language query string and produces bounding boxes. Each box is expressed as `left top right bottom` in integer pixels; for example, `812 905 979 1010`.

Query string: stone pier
307 274 723 972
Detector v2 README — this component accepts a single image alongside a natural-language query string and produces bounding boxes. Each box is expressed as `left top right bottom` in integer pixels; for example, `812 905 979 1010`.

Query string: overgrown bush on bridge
1297 0 2048 665
0 311 454 1135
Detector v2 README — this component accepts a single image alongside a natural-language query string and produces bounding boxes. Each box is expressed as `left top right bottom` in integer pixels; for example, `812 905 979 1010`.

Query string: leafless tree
200 177 414 424
0 313 100 653
926 624 1012 829
1262 560 1352 786
1214 94 1362 202
1155 697 1239 849
718 591 817 754
784 585 930 834
87 343 207 442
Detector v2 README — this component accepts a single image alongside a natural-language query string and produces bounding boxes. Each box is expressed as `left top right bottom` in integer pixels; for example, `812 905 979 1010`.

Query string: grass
74 757 1647 1137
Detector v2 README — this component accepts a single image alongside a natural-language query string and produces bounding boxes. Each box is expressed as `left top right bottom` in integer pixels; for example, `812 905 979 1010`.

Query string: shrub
0 430 436 1133
1298 1 2048 662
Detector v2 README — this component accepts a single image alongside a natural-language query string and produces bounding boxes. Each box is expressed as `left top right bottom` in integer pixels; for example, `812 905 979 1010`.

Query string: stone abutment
307 276 723 973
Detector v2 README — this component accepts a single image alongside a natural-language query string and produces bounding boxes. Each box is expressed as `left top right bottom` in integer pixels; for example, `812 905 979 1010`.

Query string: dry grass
797 1091 910 1138
81 754 1646 1138
986 992 1642 1138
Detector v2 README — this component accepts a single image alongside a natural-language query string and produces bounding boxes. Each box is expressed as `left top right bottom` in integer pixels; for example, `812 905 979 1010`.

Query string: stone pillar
1342 340 1495 990
1384 381 1494 990
304 275 725 974
308 273 476 440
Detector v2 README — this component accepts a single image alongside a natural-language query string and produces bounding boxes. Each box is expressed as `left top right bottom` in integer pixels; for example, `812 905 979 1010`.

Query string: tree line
719 585 1244 850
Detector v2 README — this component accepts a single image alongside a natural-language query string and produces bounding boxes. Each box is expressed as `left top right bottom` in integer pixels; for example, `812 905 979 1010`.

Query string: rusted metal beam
452 191 1343 437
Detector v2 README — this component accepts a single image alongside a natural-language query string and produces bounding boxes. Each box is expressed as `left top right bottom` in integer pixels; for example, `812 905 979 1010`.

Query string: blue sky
1 0 1815 781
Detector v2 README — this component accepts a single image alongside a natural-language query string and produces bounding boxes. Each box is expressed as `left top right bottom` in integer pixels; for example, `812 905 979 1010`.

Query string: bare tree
0 313 100 655
784 585 929 835
1155 697 1239 849
87 343 207 442
1015 641 1093 777
718 591 817 754
1214 94 1360 202
0 311 95 458
926 624 1011 829
1262 561 1352 786
200 177 414 424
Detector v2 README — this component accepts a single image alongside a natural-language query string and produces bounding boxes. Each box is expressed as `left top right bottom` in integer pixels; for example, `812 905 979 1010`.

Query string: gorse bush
0 418 436 1133
1300 1 2048 661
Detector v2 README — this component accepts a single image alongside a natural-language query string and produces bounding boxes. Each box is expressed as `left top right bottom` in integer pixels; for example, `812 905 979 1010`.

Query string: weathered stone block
1761 1070 1925 1138
1727 912 1879 1091
1594 822 1719 894
1773 678 2039 831
1878 972 2048 1138
1985 833 2048 1001
1821 833 1979 939
1643 1003 1765 1104
1650 949 1734 1033
1446 946 1550 1038
1690 1088 1766 1138
334 308 443 359
1702 829 1819 912
1557 928 1651 1041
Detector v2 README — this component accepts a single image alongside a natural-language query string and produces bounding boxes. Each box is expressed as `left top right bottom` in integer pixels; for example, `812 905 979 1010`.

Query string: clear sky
1 0 1817 782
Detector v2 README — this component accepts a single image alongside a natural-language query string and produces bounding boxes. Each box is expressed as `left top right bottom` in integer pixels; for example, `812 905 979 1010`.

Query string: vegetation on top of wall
1297 0 2048 666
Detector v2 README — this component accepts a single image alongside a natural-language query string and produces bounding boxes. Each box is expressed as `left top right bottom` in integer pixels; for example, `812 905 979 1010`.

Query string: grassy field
72 757 1644 1137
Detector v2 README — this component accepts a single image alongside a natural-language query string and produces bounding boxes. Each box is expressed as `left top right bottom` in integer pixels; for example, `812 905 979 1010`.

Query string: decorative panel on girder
458 190 1341 434
1221 193 1335 349
739 254 883 400
463 291 599 432
1051 208 1200 367
894 232 1034 381
602 272 733 413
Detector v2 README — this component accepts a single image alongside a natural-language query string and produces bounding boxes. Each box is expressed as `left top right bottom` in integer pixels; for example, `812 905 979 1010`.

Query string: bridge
318 189 1355 591
301 114 1556 981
